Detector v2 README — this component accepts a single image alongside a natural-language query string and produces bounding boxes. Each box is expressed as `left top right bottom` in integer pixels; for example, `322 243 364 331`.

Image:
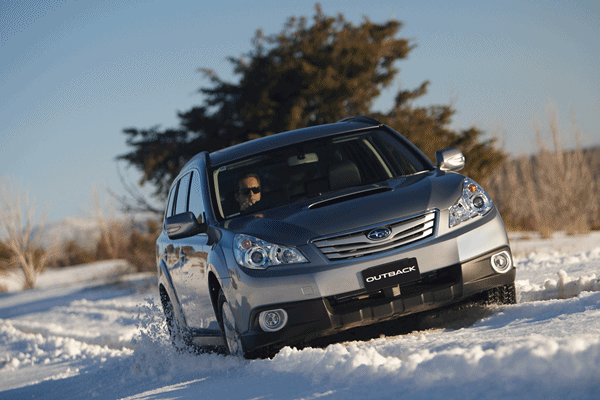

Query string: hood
220 171 465 246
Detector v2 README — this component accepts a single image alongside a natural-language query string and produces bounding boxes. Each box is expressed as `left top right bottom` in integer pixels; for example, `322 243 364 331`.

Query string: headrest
329 160 361 191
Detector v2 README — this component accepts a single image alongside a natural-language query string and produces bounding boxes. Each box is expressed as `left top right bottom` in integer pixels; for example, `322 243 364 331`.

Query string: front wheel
218 290 246 358
160 289 191 352
484 283 517 305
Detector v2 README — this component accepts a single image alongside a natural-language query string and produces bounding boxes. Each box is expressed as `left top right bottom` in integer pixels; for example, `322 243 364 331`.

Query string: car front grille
311 210 437 261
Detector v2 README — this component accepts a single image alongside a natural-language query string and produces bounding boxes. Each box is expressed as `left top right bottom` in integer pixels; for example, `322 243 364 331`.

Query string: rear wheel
218 290 246 358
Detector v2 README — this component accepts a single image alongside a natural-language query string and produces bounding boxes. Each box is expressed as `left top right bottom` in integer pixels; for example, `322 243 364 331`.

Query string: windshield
212 129 431 219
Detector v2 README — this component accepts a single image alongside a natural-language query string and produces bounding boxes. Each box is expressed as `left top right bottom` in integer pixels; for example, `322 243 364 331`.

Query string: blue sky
1 0 599 223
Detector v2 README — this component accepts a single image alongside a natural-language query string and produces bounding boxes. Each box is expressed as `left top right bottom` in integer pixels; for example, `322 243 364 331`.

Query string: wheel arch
158 263 187 328
208 271 222 322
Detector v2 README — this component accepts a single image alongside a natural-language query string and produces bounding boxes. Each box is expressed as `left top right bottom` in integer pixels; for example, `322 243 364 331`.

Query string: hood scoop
308 186 392 210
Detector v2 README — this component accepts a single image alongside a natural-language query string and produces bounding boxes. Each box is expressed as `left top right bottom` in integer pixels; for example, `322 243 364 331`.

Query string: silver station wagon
156 116 515 358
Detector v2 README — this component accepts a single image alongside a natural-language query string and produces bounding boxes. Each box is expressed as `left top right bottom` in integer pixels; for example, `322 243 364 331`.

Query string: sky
1 0 599 223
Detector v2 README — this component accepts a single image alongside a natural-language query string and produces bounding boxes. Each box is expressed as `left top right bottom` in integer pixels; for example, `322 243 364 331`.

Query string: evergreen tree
120 4 505 201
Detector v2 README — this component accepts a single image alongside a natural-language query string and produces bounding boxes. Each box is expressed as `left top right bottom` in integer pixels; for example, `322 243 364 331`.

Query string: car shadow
292 300 496 351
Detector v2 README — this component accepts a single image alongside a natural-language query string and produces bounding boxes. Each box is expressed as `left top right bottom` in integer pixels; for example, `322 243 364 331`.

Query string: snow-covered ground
1 232 600 400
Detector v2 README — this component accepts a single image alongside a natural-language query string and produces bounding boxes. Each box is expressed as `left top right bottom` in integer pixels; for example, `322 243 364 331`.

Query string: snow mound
519 270 600 302
262 335 600 386
516 247 600 303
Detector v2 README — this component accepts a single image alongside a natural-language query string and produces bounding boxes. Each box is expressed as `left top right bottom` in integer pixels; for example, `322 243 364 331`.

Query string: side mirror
165 211 207 240
435 147 465 172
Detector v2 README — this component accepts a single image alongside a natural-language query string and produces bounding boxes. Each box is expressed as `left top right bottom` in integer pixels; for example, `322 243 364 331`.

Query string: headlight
233 234 308 269
449 178 493 228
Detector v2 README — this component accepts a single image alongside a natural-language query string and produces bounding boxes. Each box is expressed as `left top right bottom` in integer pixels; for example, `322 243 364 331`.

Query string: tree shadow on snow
0 283 137 319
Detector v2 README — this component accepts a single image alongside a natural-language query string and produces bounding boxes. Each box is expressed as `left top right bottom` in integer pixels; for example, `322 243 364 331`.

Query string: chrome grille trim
312 211 437 261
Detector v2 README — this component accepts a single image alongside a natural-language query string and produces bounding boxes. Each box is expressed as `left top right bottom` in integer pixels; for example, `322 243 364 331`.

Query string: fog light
491 251 512 273
258 309 288 332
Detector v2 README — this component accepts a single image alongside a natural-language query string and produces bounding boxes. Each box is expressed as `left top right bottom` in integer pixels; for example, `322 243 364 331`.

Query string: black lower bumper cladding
241 246 515 353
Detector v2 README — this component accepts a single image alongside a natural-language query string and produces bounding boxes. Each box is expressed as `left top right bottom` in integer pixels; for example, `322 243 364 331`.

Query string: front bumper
240 246 515 353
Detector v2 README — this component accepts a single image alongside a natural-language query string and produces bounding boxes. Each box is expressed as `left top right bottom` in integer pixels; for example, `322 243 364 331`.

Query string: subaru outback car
156 116 515 358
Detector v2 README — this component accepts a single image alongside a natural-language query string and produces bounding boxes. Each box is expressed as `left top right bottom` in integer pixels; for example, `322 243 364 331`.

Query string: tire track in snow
0 319 133 373
1 293 159 355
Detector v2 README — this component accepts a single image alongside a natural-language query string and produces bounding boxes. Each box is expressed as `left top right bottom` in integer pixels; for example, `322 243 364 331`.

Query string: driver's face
235 176 261 210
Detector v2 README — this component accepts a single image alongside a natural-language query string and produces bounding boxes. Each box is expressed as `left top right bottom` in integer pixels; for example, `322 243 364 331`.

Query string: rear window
211 129 431 219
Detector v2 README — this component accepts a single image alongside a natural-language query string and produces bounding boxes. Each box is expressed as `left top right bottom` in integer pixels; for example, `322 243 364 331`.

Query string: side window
175 173 191 215
188 171 206 220
165 183 178 219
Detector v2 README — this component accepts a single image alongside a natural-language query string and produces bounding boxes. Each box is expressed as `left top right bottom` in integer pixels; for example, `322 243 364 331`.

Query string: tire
218 290 246 358
484 283 517 305
160 289 191 352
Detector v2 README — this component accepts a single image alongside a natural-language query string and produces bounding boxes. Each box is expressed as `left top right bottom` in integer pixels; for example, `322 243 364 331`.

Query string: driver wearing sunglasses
235 173 262 212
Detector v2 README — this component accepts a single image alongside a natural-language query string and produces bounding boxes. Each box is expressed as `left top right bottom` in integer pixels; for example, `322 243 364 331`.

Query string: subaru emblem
366 227 392 241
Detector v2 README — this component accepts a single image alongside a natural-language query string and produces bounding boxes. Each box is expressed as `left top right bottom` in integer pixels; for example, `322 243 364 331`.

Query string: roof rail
336 115 382 125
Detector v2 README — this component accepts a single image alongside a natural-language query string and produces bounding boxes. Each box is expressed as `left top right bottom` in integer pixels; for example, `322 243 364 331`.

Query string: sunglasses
239 187 261 196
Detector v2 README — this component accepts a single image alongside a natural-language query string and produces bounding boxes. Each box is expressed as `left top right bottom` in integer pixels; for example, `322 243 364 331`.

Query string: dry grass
487 106 598 236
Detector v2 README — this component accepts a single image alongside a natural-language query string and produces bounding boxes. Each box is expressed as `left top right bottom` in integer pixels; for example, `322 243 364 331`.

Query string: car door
170 170 214 330
165 172 191 310
158 180 180 282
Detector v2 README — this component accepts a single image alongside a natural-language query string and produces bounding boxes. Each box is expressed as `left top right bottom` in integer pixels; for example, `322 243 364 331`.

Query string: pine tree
119 4 505 201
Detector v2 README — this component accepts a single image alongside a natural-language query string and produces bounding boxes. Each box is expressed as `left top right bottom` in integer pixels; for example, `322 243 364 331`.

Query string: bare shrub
487 106 598 235
49 240 97 268
91 187 130 260
529 108 596 234
125 219 160 272
91 186 160 271
0 179 50 289
0 241 11 271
